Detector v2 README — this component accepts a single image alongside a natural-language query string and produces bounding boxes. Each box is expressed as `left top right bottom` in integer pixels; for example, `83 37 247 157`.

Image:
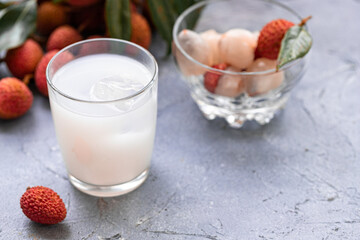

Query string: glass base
68 169 149 197
194 94 289 128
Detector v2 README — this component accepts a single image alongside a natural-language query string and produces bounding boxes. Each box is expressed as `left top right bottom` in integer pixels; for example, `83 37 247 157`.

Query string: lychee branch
299 16 312 27
22 74 33 85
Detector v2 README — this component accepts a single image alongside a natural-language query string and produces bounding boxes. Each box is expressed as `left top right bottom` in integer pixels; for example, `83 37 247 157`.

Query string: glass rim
46 38 158 104
172 0 306 76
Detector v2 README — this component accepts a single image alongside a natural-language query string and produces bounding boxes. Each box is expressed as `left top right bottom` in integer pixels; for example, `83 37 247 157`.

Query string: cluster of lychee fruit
0 0 151 120
174 19 296 98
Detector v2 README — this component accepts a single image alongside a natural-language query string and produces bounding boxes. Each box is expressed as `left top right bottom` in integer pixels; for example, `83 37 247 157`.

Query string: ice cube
90 75 143 101
90 75 144 111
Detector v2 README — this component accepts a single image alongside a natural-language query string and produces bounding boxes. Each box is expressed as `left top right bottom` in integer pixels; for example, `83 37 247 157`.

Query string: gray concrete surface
1 0 360 239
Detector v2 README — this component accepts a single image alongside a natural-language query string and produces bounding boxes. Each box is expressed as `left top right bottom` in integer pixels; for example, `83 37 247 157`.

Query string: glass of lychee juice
46 39 158 197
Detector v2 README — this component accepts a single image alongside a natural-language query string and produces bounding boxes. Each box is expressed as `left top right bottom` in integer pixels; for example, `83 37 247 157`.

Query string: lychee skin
37 2 67 35
20 186 67 225
35 50 59 96
68 0 100 7
47 25 83 51
0 78 33 120
5 39 43 79
130 12 151 49
255 19 295 59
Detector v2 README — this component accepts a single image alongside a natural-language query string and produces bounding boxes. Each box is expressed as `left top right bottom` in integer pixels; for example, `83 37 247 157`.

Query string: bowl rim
172 0 307 76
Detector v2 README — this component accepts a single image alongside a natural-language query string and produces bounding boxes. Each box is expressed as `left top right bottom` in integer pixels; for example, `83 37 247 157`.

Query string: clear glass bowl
172 0 308 128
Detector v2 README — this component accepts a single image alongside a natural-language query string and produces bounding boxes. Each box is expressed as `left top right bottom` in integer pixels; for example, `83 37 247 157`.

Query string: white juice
49 54 157 186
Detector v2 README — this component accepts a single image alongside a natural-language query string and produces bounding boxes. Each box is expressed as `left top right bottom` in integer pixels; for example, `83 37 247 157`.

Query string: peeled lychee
200 29 221 66
245 58 284 96
68 0 100 7
214 66 245 98
219 29 257 70
47 25 83 51
5 39 43 79
255 19 295 59
37 2 67 35
35 50 59 96
130 12 151 49
173 29 210 76
0 78 33 120
20 186 67 225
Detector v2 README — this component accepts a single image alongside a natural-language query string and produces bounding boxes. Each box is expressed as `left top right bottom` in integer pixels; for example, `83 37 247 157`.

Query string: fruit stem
30 34 47 45
23 74 33 85
299 16 312 27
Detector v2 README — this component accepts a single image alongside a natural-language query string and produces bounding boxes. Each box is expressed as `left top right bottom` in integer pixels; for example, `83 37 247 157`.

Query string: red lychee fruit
36 2 68 35
5 39 43 79
35 50 59 97
255 19 295 59
47 25 83 51
131 2 137 12
130 12 151 49
203 63 227 93
0 78 33 120
20 186 67 225
68 0 100 7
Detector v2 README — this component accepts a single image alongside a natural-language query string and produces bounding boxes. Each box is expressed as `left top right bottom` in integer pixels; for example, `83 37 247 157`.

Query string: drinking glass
47 39 158 197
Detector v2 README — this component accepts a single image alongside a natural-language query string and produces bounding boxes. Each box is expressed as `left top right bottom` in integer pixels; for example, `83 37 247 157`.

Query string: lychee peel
47 25 82 51
5 39 43 79
0 78 33 120
255 19 295 59
35 50 59 96
37 2 67 35
130 13 151 49
20 186 67 225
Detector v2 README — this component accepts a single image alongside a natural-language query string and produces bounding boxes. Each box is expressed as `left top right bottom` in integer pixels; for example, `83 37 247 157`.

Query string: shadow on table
27 221 71 239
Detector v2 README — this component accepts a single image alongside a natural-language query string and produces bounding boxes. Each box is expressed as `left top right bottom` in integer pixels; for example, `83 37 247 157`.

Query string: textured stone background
1 0 360 239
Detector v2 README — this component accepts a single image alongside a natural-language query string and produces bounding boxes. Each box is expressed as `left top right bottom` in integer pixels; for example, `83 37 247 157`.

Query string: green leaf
147 0 201 54
277 25 312 70
147 0 177 53
171 0 201 30
0 0 37 52
105 0 131 40
172 0 196 14
0 3 9 9
52 0 65 4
